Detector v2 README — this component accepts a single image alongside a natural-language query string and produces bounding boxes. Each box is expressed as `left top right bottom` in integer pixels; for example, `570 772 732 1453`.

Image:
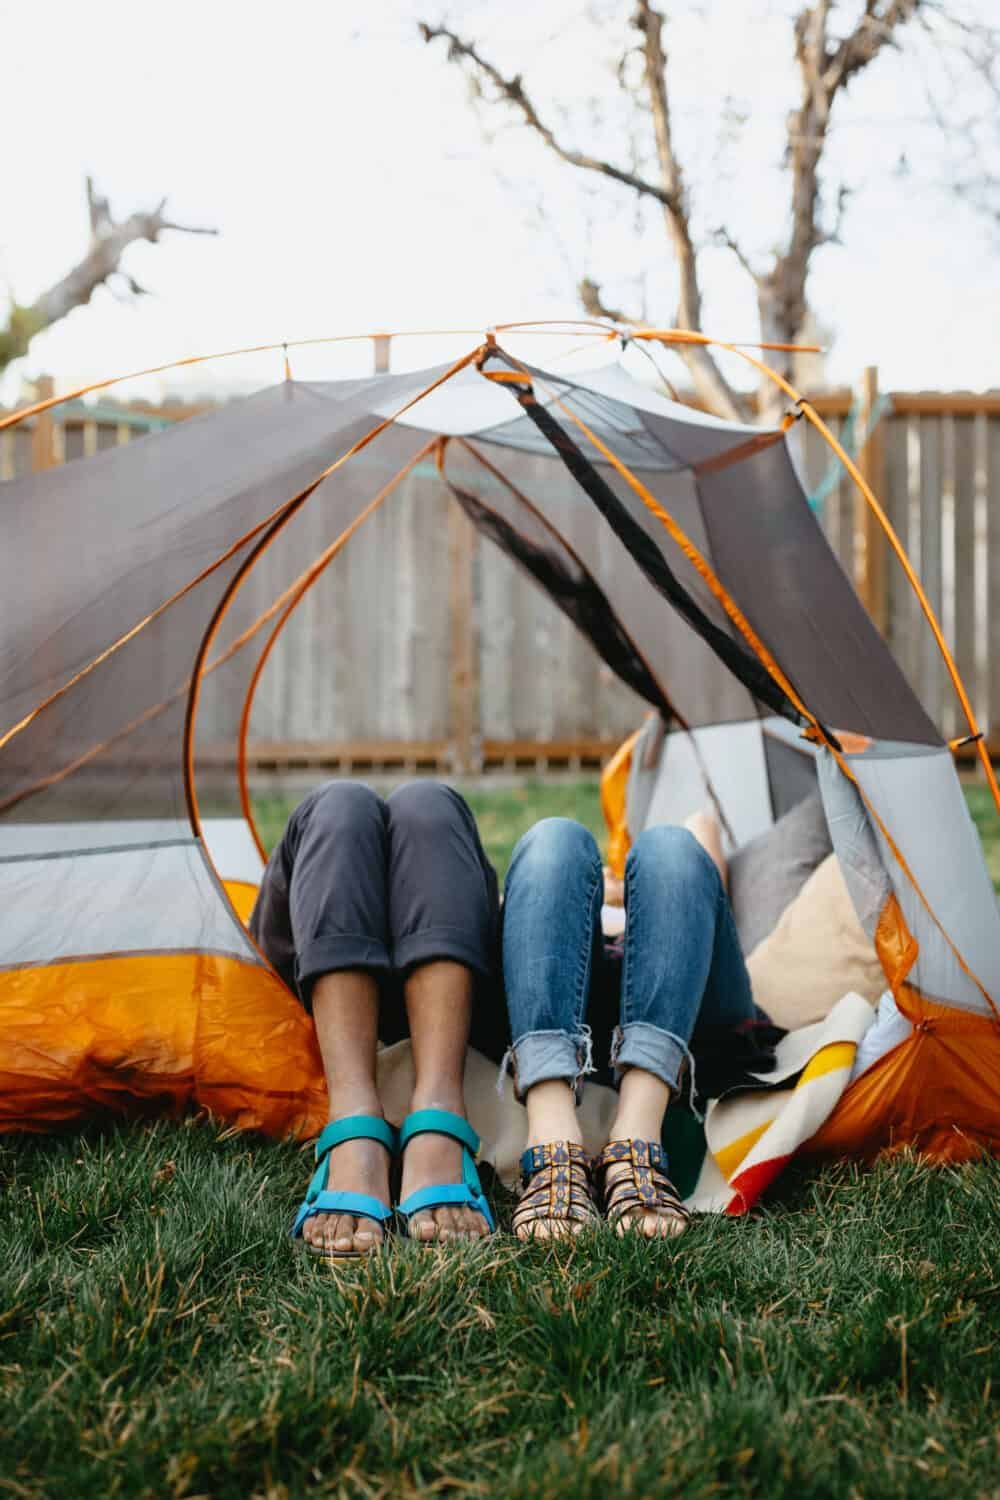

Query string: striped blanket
687 991 875 1214
375 991 875 1212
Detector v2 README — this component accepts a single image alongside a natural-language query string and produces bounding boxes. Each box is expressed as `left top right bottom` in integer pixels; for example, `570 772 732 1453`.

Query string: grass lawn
2 780 997 1497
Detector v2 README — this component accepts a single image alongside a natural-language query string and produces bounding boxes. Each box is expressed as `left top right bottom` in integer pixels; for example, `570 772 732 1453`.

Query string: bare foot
399 1107 491 1245
301 1132 391 1257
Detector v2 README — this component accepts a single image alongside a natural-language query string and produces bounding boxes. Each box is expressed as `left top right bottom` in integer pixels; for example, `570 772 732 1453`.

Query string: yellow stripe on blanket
713 1118 773 1180
798 1040 855 1084
696 999 874 1215
711 1043 856 1181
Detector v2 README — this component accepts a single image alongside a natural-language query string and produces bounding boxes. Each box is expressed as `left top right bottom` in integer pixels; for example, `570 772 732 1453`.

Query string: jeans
501 819 757 1099
250 780 507 1058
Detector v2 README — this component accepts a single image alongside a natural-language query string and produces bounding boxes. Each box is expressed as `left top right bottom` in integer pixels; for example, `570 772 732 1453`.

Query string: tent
1 327 997 1161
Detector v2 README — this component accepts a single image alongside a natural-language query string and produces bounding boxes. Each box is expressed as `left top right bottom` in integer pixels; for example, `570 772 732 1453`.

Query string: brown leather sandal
510 1141 601 1239
593 1139 690 1236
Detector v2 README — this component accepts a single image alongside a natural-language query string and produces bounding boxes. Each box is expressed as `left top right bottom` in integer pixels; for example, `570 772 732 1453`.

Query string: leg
386 783 501 1242
253 782 394 1256
502 818 605 1239
604 824 754 1238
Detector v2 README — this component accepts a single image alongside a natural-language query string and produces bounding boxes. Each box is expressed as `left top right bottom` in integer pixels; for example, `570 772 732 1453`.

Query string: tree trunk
755 283 799 423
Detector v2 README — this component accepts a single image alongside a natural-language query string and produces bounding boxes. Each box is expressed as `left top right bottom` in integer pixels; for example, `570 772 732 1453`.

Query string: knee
627 824 715 887
303 780 384 841
509 818 601 883
387 780 462 840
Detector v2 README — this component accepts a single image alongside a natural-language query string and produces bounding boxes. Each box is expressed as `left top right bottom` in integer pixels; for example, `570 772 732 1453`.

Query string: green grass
253 776 1000 891
964 783 1000 893
253 778 609 884
1 1129 996 1498
2 779 998 1496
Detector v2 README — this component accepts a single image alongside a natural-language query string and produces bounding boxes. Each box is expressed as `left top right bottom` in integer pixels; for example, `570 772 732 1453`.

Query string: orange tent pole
182 347 484 848
636 332 999 815
489 342 998 1018
234 439 439 862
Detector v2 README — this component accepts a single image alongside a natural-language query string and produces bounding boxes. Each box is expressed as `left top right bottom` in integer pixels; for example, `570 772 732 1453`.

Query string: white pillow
746 853 886 1030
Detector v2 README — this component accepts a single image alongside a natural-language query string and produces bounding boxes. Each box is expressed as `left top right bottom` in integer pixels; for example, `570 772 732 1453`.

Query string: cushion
728 791 832 954
746 853 887 1031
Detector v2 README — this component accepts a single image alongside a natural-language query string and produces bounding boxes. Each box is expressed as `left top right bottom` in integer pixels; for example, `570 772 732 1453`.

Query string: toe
330 1213 357 1252
467 1208 490 1238
352 1219 382 1254
410 1211 438 1243
435 1206 460 1242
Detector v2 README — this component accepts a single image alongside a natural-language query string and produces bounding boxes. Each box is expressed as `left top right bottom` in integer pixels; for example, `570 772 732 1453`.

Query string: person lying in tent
249 781 506 1259
501 809 774 1240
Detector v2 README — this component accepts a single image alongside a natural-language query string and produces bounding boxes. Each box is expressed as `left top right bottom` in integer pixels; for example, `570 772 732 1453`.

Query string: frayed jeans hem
610 1021 691 1097
499 1028 594 1103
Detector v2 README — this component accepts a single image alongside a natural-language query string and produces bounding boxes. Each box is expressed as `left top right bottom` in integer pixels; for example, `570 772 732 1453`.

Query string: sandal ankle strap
518 1139 590 1186
593 1138 668 1176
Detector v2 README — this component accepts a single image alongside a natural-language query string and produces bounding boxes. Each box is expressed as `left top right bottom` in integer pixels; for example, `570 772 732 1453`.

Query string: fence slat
7 382 1000 754
885 415 918 688
951 416 978 734
988 417 1000 739
917 417 944 729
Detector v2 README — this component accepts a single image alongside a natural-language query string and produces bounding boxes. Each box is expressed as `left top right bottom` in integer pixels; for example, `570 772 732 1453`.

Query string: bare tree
0 178 216 377
421 3 988 420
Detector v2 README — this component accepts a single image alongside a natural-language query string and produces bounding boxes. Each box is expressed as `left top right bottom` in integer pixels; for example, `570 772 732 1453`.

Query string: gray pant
249 781 506 1057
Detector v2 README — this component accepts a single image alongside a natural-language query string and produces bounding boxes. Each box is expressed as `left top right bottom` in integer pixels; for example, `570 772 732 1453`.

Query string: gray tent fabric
1 346 995 1026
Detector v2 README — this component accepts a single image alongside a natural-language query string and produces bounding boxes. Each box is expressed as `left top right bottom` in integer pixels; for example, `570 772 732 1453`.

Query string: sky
1 0 998 406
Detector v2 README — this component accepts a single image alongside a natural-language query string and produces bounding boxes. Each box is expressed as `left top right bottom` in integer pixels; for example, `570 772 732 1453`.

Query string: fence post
31 375 57 472
448 501 480 774
855 365 888 633
373 334 391 375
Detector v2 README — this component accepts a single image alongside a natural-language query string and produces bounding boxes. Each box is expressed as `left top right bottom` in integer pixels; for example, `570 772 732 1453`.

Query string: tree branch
0 182 217 372
578 277 636 325
824 0 922 95
630 1 748 421
419 22 678 208
711 226 762 281
758 0 921 404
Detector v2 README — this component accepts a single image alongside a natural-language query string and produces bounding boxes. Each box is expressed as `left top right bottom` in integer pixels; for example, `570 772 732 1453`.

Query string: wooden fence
3 369 998 770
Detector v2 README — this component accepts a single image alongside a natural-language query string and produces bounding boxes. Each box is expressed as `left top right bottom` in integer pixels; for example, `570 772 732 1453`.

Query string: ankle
326 1082 382 1121
525 1079 582 1150
610 1068 670 1143
410 1079 466 1116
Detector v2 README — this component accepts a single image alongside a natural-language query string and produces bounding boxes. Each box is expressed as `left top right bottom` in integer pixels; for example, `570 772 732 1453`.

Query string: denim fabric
502 818 757 1097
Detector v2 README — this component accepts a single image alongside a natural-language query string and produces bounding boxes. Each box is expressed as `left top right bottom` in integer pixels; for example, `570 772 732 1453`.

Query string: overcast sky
2 0 997 404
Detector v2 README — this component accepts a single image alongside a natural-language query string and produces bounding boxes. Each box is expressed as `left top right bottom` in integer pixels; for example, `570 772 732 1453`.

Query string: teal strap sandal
291 1114 397 1258
396 1108 496 1238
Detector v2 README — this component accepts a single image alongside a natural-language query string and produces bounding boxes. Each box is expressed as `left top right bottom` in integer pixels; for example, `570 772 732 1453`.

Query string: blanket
375 991 875 1212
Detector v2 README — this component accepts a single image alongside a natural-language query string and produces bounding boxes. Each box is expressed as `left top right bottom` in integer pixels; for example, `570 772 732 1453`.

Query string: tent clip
949 731 984 752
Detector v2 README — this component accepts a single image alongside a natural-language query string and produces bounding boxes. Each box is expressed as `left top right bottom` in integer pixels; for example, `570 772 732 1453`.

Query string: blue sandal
395 1109 496 1239
291 1115 397 1259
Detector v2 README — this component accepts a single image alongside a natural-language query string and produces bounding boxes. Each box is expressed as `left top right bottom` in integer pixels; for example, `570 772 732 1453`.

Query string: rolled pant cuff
612 1022 689 1093
296 933 392 1008
506 1029 593 1101
393 925 491 980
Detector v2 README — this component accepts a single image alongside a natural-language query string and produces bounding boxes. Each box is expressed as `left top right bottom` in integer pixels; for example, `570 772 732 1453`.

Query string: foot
517 1082 591 1240
399 1101 491 1244
599 1137 689 1240
512 1141 599 1241
301 1129 392 1257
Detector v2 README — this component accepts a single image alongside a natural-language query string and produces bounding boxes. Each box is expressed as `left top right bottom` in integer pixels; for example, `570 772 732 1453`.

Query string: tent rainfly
1 326 997 1162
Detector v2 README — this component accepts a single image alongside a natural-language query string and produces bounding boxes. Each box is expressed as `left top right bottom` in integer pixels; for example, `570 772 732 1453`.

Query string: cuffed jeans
502 818 757 1099
250 781 507 1057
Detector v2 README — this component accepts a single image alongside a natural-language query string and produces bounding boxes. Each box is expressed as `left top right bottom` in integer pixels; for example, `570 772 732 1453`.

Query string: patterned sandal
511 1141 601 1239
594 1139 691 1237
